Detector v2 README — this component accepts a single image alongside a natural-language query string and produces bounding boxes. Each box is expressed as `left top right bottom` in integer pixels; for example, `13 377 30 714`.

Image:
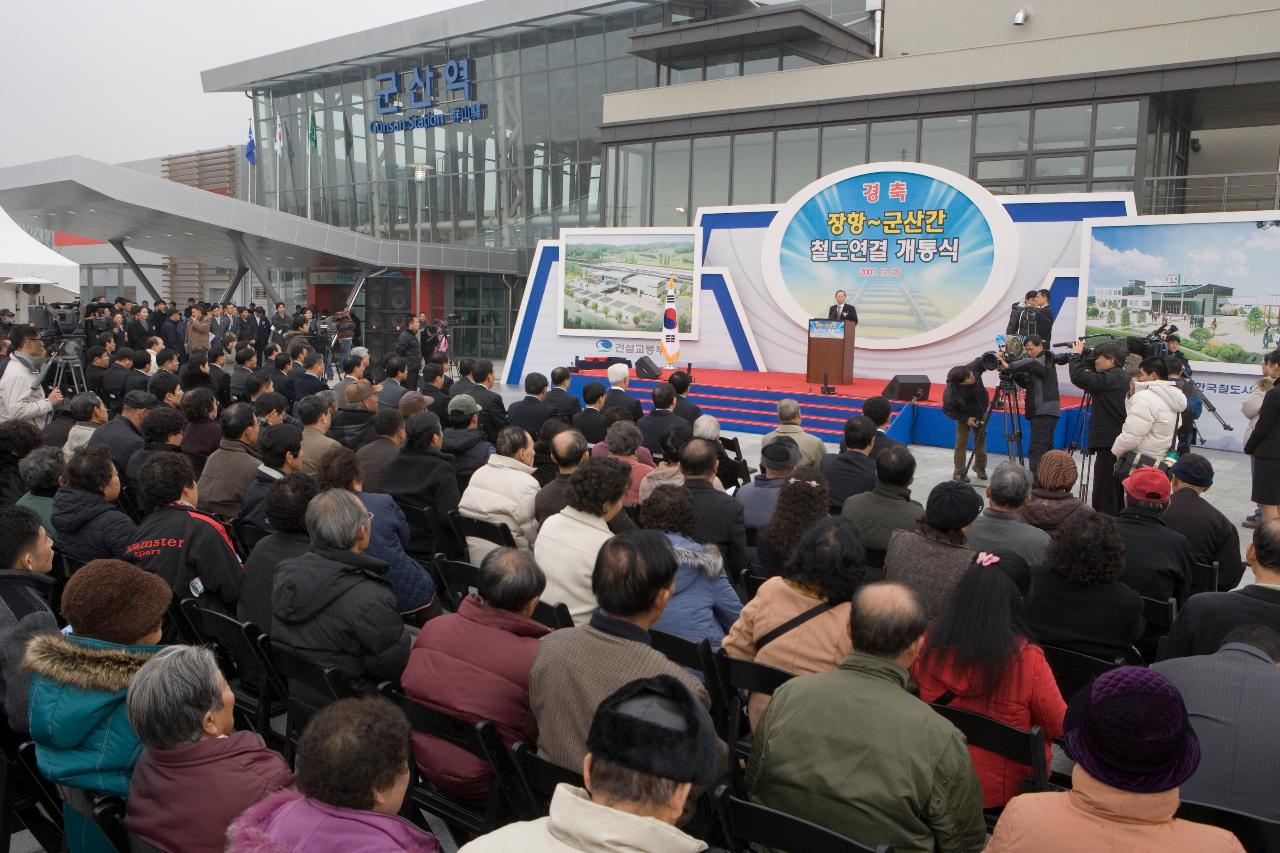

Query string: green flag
308 110 317 152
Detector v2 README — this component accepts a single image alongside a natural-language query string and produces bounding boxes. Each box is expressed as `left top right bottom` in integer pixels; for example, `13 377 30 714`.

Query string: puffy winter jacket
457 454 540 565
441 428 492 492
652 533 742 646
1243 377 1274 445
1111 380 1187 459
124 503 244 616
51 488 138 564
270 547 411 692
355 492 435 612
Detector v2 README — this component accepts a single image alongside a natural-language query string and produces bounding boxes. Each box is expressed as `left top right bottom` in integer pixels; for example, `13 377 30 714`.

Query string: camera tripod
50 354 87 396
964 375 1026 478
1064 392 1093 500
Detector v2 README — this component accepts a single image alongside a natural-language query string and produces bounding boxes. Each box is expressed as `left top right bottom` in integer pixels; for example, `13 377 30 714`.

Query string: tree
1087 306 1100 319
1246 307 1266 335
1120 307 1131 328
633 310 655 329
1107 309 1117 325
1190 327 1213 344
1218 343 1248 362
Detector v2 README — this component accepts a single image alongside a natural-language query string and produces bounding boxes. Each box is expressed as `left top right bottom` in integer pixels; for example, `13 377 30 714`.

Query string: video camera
28 301 87 360
979 334 1026 373
1126 323 1178 360
429 314 461 334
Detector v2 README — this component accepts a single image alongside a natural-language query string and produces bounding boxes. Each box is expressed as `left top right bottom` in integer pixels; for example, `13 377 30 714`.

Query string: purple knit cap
1063 666 1200 793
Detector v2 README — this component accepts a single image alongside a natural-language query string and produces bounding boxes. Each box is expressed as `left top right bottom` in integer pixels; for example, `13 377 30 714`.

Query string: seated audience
725 517 862 725
1160 454 1245 592
841 444 923 572
682 438 749 581
762 398 827 469
692 415 738 491
237 473 318 632
126 453 244 619
228 698 438 852
820 415 878 510
530 418 569 487
1116 466 1195 605
913 561 1066 808
508 372 555 439
636 382 691 456
735 437 799 533
270 489 411 692
1019 450 1094 536
535 457 631 623
862 395 903 459
1152 625 1280 819
124 406 188 513
180 387 221 476
25 560 171 851
1025 512 1144 662
297 394 341 478
86 390 154 483
748 582 986 853
642 485 742 646
442 394 495 492
534 429 588 523
571 381 607 443
355 409 405 493
0 422 41 509
124 646 294 853
458 425 541 564
1163 520 1280 659
530 532 711 773
544 366 580 424
460 675 716 853
884 480 983 618
0 506 57 735
195 402 262 518
590 408 657 466
379 411 462 558
402 548 551 799
602 363 644 422
327 379 380 449
316 447 436 619
966 462 1050 580
16 446 64 545
239 423 304 531
756 467 829 577
986 667 1244 853
603 420 655 506
639 427 700 503
63 392 108 456
51 445 138 563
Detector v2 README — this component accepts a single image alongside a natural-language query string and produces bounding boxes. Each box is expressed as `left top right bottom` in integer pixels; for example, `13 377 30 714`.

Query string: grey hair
605 420 643 456
19 446 65 491
351 346 369 359
989 462 1033 508
126 645 224 749
306 488 369 550
777 398 801 424
607 362 629 386
69 392 103 422
692 414 721 440
318 390 340 412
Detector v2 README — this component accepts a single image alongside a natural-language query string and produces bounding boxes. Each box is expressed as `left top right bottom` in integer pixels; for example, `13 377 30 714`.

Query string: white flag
274 116 284 154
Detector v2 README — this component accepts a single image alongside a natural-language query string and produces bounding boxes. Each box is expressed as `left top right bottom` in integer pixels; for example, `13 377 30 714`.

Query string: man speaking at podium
828 290 858 323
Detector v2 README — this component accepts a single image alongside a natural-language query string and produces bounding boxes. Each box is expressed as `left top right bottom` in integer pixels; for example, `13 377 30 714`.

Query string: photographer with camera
998 334 1069 484
1066 339 1131 514
0 325 63 428
943 359 991 483
1111 356 1187 477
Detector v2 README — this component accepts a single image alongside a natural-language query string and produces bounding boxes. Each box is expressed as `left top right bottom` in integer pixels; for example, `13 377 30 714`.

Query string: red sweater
912 638 1066 808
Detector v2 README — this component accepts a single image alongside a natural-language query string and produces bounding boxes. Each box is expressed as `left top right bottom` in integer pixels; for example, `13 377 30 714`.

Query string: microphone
1052 340 1078 348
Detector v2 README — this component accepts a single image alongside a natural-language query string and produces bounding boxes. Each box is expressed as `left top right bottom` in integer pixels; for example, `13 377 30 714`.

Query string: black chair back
1192 560 1221 595
164 598 200 645
1142 595 1179 660
256 637 355 758
743 573 768 600
434 555 480 611
231 518 269 555
530 601 574 630
47 551 86 626
713 784 893 853
649 630 709 673
401 502 458 565
448 510 517 552
1177 800 1280 853
511 741 584 818
710 650 795 788
0 728 64 853
379 684 525 836
1041 644 1132 701
930 704 1048 793
179 600 279 743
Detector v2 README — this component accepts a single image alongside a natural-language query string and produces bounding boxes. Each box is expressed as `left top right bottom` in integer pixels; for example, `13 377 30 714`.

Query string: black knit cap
925 480 984 530
586 675 717 786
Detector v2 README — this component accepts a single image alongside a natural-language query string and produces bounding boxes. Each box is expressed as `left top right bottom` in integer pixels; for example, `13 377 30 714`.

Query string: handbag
1113 424 1179 479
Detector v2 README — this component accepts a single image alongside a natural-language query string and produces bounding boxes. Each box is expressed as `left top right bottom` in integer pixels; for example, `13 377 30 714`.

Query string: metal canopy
0 157 525 277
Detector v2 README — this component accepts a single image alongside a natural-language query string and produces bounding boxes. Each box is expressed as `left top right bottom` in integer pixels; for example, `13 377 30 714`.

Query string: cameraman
943 359 991 483
1169 358 1202 455
1006 291 1038 336
998 334 1069 484
1067 339 1130 514
1165 334 1191 377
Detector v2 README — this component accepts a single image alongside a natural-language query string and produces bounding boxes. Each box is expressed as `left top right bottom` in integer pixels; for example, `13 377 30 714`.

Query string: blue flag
245 124 257 166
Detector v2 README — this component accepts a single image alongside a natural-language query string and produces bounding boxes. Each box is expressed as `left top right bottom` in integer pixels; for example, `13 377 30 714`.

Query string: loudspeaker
635 356 662 380
882 374 931 401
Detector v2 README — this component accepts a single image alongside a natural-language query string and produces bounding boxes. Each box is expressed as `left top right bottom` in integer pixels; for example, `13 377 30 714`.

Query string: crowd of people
0 297 1273 852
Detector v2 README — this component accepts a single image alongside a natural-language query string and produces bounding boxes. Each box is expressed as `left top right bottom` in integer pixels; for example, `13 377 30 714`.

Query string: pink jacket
227 790 439 853
987 766 1245 853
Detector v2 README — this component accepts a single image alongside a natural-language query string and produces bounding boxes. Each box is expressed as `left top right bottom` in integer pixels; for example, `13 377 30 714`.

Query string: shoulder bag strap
755 601 835 651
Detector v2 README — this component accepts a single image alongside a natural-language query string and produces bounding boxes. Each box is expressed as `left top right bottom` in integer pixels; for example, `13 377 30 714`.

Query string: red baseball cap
1123 466 1172 503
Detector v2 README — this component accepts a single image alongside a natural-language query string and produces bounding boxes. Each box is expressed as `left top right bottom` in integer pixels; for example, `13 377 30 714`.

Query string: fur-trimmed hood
23 632 157 694
665 532 724 580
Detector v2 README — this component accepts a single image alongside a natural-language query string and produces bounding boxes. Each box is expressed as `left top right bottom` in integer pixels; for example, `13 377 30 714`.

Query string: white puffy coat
1111 380 1187 458
457 453 540 564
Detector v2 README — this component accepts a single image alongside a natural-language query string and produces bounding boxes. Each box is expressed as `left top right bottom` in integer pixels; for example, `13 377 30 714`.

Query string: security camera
1190 138 1202 153
1012 8 1031 25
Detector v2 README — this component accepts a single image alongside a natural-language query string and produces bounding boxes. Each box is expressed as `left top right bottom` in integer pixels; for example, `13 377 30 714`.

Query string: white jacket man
1112 360 1187 460
0 327 62 427
457 428 541 564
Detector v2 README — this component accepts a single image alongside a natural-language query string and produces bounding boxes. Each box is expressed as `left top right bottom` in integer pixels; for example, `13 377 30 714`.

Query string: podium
806 319 856 385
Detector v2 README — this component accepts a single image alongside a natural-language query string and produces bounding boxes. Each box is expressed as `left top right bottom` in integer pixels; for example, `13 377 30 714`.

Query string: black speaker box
635 356 662 379
882 374 931 401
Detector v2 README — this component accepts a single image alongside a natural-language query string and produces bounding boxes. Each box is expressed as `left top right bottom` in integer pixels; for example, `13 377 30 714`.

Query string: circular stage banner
763 162 1019 350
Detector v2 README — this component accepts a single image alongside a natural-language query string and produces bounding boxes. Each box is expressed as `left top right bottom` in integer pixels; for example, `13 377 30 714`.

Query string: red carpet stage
567 367 1087 454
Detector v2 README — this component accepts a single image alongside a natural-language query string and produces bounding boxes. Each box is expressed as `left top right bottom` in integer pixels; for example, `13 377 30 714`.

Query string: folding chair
1177 800 1280 853
254 637 356 762
742 573 769 601
530 601 574 630
930 703 1048 829
1141 595 1179 661
379 684 525 838
433 555 481 611
1192 560 1221 595
649 630 710 674
179 600 282 745
230 518 269 556
163 598 201 646
709 650 795 790
0 725 62 853
400 502 460 568
713 784 894 853
1041 644 1134 701
78 792 165 853
510 742 584 818
448 511 517 563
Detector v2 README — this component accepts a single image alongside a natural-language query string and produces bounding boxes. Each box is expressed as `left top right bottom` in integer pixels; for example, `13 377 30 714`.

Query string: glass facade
606 99 1153 224
250 0 869 250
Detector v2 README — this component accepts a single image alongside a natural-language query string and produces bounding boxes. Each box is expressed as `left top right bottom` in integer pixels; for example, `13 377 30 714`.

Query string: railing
1143 172 1280 215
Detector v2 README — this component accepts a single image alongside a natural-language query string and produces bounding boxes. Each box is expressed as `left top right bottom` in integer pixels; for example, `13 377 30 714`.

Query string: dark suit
673 395 700 425
209 364 232 409
268 368 295 405
686 479 749 581
470 384 509 443
125 369 151 395
378 378 408 411
293 373 327 401
101 364 130 414
85 364 107 395
1162 585 1280 660
126 319 151 350
637 409 692 456
546 387 581 423
356 437 400 493
820 450 876 510
422 386 451 421
229 366 253 402
509 396 555 438
572 406 607 443
828 303 858 323
603 387 643 421
869 431 904 460
448 377 480 399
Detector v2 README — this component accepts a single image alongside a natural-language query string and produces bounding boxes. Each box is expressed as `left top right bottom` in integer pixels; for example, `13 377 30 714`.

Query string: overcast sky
0 0 467 168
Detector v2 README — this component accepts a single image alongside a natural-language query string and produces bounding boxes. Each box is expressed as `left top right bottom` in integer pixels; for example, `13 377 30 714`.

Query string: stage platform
566 367 1087 456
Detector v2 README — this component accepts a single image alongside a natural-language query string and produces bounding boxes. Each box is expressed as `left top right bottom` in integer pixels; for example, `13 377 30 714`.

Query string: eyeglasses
366 511 375 523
